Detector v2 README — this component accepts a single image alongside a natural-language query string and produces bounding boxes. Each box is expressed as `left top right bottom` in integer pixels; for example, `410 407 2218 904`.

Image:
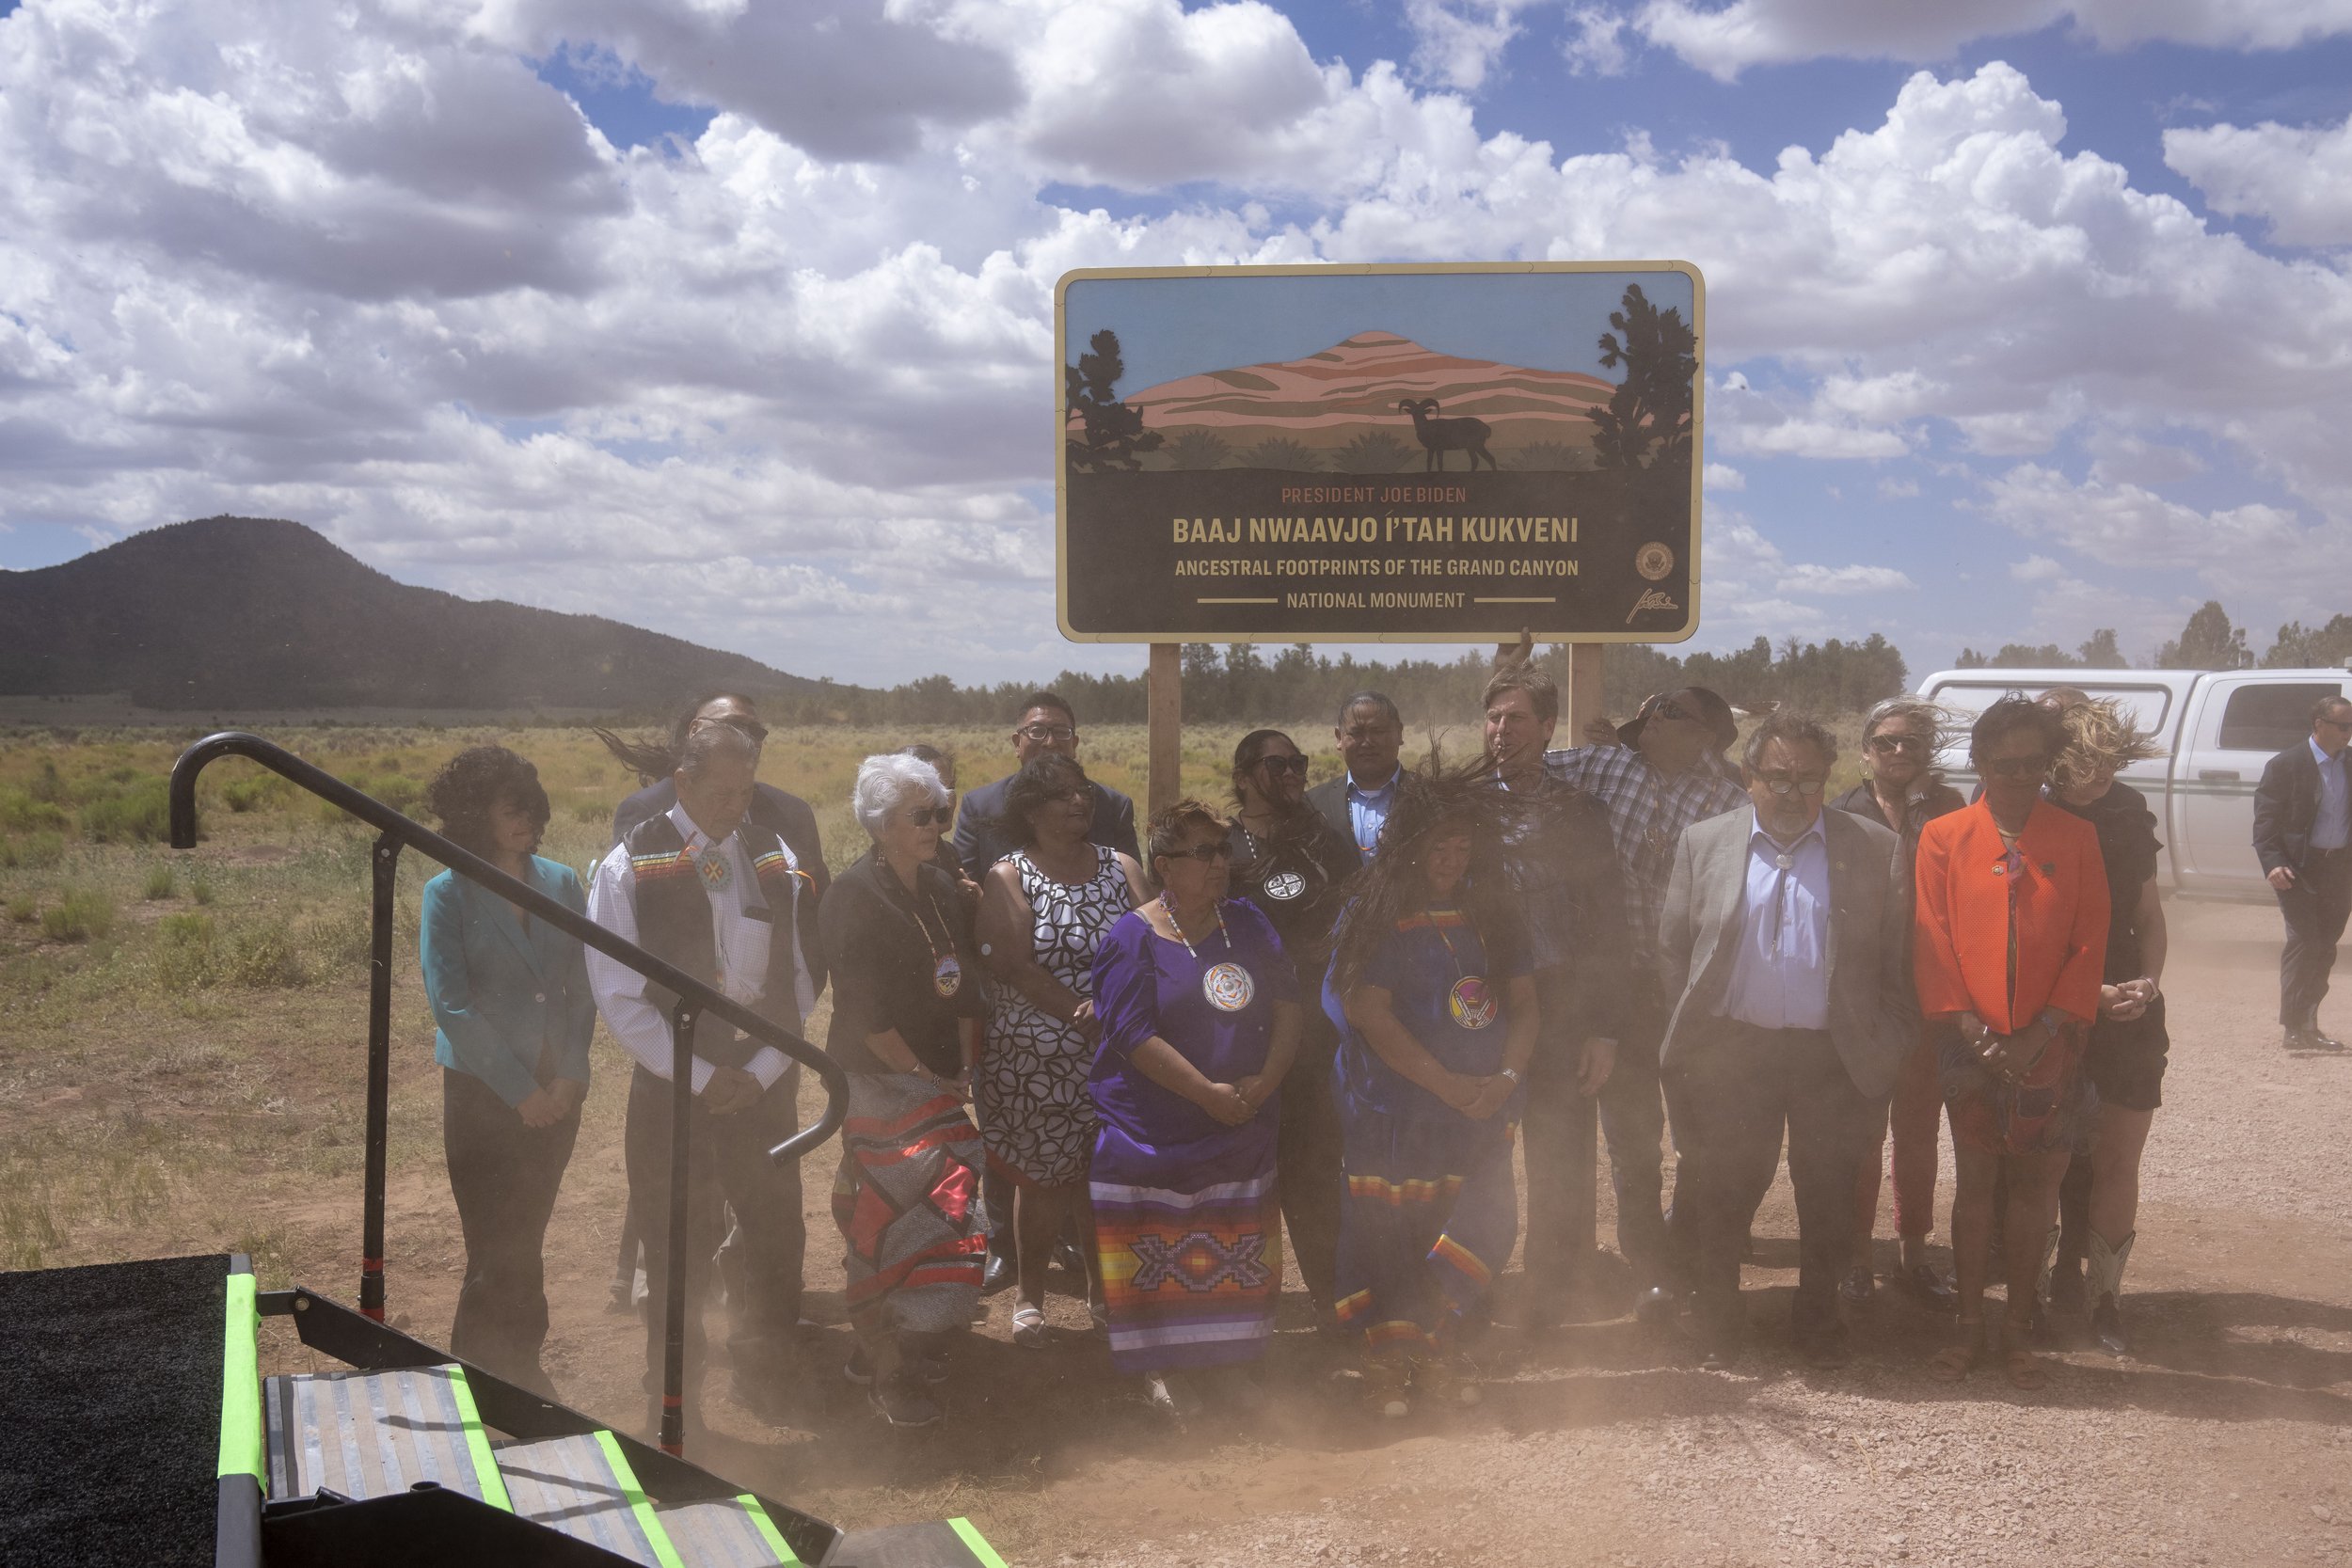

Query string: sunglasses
1651 698 1700 726
692 715 768 745
1867 733 1927 753
1164 841 1235 864
1256 755 1310 777
1982 753 2051 779
1754 773 1829 797
1016 723 1078 743
2320 715 2352 733
902 806 952 827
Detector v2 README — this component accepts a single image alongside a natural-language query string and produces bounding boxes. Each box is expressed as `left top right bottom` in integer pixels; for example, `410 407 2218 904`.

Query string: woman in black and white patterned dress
977 753 1149 1348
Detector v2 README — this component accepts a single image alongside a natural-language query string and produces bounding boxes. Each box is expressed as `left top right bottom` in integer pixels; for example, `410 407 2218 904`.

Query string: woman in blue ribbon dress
1089 800 1303 1418
1325 769 1538 1418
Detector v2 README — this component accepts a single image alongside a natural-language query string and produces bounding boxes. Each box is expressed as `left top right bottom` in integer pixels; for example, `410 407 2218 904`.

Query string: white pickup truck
1917 665 2352 899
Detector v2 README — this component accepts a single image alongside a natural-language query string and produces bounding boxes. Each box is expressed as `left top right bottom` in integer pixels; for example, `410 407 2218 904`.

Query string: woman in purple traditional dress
1089 800 1304 1418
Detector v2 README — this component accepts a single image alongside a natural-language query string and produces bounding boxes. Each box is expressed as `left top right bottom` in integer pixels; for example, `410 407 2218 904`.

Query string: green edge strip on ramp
444 1367 516 1513
593 1429 685 1568
217 1270 263 1482
737 1494 803 1565
949 1516 1010 1568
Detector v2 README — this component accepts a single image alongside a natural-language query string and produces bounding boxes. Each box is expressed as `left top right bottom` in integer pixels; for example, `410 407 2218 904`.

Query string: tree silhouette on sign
1587 283 1696 471
1065 329 1164 472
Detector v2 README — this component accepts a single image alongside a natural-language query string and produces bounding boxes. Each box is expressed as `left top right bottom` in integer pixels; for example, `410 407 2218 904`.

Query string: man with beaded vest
587 723 819 1429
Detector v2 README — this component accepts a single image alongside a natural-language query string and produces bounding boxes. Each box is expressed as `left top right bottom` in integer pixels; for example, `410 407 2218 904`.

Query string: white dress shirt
585 803 809 1093
2311 736 2350 851
1723 809 1832 1032
1347 767 1403 860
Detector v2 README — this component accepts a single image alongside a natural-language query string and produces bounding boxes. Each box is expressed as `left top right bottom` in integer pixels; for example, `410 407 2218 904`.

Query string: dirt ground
29 890 2339 1564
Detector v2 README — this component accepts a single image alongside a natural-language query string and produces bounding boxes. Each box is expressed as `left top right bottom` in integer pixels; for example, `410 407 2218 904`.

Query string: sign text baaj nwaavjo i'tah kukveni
1056 261 1703 644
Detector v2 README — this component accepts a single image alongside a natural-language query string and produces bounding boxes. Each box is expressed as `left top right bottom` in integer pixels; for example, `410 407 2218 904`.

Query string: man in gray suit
1659 712 1915 1369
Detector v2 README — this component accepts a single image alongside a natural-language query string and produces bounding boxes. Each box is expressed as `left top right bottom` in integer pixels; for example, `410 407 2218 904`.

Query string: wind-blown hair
2052 697 2163 793
1860 694 1957 768
1968 693 2068 766
593 691 763 784
425 746 550 860
853 752 948 838
996 752 1091 850
1327 752 1524 997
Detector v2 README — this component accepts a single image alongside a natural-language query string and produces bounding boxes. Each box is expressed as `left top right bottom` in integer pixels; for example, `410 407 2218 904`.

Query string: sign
1056 261 1703 644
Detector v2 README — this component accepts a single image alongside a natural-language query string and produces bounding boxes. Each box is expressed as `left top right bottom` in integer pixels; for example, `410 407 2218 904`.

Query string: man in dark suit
950 690 1138 878
1305 689 1405 871
1658 711 1914 1368
2255 692 2352 1052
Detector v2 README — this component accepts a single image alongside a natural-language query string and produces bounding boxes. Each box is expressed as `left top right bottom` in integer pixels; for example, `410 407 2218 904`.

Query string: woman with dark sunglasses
1088 800 1303 1418
1831 697 1966 1310
818 752 988 1428
1226 729 1358 1327
1914 696 2108 1390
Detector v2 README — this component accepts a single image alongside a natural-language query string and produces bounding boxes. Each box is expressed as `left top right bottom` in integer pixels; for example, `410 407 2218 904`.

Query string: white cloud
1876 477 1919 499
1403 0 1547 91
1562 5 1632 72
1775 562 1915 594
2010 553 2066 581
1703 462 1746 491
1619 0 2352 82
2165 112 2352 247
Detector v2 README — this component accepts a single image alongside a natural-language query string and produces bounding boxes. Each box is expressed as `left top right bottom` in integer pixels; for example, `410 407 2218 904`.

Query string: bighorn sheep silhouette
1397 398 1496 471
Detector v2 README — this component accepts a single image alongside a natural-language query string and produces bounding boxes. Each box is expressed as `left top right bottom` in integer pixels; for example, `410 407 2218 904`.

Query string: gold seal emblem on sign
1635 543 1675 581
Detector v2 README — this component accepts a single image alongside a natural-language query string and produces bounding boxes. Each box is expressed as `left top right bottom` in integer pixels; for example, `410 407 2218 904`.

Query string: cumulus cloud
1617 0 2352 82
2166 112 2352 246
1 0 2344 683
1403 0 1548 91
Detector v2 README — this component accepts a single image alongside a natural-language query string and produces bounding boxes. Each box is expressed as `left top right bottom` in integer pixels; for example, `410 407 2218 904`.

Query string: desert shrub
80 779 171 843
155 913 221 992
0 787 71 834
143 864 179 900
372 774 425 813
1239 436 1322 471
1327 432 1413 474
569 799 611 825
1164 431 1233 470
41 886 115 942
222 777 290 814
7 895 37 924
190 875 217 907
27 760 67 804
299 908 373 973
225 920 308 989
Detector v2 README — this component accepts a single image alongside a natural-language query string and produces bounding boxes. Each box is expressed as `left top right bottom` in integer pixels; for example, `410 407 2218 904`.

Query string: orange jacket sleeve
2047 822 2110 1023
1911 815 1970 1019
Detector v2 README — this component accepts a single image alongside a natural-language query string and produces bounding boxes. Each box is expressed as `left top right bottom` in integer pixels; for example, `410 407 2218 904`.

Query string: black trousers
1599 979 1677 1289
444 1069 579 1386
1669 1021 1878 1343
1276 1010 1343 1310
2278 848 2352 1029
622 1064 805 1395
1521 967 1600 1313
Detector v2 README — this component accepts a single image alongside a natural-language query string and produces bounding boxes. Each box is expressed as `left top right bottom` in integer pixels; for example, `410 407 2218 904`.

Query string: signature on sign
1626 589 1679 624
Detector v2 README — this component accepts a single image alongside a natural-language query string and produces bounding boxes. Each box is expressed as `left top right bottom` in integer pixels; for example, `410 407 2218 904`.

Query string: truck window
2217 683 2344 752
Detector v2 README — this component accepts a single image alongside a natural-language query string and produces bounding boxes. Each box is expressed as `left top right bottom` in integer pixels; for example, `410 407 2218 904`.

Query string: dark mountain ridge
0 516 834 712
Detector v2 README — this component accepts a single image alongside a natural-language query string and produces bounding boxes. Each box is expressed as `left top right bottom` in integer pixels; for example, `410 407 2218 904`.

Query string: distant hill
0 516 838 712
1101 330 1616 470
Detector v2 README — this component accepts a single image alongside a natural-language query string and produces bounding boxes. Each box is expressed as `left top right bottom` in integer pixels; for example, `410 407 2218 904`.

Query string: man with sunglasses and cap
1542 686 1746 1322
953 690 1141 880
2256 692 2352 1052
1659 712 1913 1370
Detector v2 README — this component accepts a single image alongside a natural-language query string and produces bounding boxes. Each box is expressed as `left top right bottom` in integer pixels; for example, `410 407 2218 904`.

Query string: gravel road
1032 897 2352 1568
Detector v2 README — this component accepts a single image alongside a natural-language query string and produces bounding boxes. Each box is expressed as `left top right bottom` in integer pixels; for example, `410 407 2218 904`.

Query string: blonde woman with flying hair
2044 697 2169 1354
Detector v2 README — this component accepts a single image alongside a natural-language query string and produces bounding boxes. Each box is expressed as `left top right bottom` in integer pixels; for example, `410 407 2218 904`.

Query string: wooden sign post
1567 642 1607 742
1147 642 1183 820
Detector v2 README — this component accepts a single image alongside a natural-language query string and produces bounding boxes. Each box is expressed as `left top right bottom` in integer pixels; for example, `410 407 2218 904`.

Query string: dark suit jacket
1307 770 1403 874
1658 805 1916 1099
611 779 830 993
2255 739 2347 875
952 776 1138 880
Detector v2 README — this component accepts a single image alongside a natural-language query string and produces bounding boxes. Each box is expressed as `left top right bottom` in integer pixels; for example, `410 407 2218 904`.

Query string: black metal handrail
168 731 847 1455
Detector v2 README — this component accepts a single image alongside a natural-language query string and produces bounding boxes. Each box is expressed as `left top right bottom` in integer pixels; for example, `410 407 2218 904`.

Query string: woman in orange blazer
1913 695 2108 1389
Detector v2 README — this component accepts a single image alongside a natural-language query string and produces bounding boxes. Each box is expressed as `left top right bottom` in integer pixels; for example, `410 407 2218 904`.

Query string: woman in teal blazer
420 746 596 1391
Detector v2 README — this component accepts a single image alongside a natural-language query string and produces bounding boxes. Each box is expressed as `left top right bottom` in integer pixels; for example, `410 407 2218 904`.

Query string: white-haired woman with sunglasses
1831 696 1967 1311
818 752 988 1430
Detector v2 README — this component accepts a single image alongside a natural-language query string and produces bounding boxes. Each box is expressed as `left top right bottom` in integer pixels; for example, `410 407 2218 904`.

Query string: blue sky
2 0 2347 688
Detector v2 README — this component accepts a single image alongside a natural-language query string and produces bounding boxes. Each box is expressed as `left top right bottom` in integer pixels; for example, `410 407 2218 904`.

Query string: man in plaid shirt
1543 687 1745 1320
